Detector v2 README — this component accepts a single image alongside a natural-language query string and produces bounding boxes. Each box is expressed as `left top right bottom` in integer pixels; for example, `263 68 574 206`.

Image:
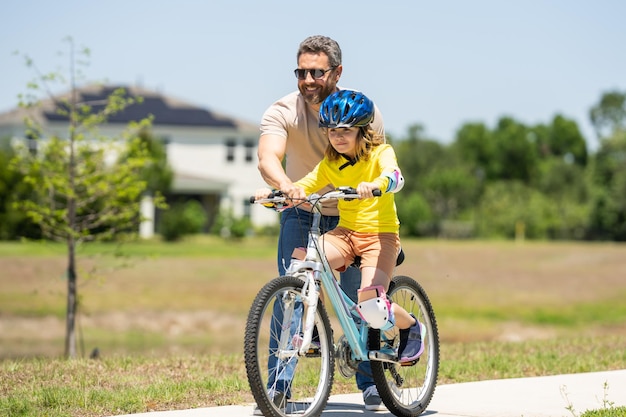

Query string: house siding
0 85 279 235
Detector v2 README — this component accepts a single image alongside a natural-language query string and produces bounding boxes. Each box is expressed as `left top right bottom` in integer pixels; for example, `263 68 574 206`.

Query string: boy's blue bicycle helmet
319 90 374 128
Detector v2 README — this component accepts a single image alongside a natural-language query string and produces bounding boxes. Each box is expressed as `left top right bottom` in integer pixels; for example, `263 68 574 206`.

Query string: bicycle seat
351 248 405 268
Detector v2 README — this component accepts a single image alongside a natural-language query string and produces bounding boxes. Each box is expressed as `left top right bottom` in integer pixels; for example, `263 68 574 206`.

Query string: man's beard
300 83 335 105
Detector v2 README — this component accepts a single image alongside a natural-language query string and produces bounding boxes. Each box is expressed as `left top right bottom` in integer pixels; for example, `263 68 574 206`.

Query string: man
256 35 387 412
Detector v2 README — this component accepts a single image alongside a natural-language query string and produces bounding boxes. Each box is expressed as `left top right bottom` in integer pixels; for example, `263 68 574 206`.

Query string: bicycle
244 187 439 417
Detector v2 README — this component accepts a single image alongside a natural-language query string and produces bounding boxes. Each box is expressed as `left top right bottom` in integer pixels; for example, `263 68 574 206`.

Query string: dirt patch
2 240 626 358
0 309 247 359
397 241 626 306
0 310 243 339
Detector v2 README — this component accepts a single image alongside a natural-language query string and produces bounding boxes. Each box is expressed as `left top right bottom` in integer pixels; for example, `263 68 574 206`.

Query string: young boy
258 90 426 363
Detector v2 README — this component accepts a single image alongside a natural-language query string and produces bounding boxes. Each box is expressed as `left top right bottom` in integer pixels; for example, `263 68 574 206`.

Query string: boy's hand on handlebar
357 182 381 199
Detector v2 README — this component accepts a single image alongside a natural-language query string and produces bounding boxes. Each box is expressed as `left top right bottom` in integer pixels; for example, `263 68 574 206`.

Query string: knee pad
356 285 395 330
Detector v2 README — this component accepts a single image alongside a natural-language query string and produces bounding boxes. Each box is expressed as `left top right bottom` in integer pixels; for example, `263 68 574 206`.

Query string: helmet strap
338 155 359 171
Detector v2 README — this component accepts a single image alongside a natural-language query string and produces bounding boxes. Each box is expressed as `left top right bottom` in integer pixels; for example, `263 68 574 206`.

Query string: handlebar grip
337 186 382 197
250 190 284 204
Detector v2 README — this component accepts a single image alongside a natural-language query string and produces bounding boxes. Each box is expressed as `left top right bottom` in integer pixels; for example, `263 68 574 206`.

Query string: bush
160 200 207 242
477 181 570 239
211 210 252 239
397 192 433 237
580 407 626 417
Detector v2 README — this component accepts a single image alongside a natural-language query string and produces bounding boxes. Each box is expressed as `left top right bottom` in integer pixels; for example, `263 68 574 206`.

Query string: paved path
111 369 626 417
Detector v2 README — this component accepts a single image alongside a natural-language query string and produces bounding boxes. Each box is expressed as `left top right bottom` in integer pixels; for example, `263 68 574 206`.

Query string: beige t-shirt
260 89 386 216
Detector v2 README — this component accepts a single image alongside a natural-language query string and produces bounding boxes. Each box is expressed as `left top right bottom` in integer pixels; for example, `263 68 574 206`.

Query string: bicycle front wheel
370 275 440 417
244 275 335 417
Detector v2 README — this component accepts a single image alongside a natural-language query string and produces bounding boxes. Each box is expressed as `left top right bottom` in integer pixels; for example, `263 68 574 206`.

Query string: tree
394 124 480 236
10 38 157 358
546 115 588 166
396 192 432 237
0 142 41 240
128 129 173 195
587 134 626 240
395 124 449 194
394 125 425 189
453 122 498 180
492 117 539 184
590 90 626 141
587 90 626 241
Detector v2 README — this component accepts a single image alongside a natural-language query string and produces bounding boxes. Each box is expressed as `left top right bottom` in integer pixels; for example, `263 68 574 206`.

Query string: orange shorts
320 227 400 276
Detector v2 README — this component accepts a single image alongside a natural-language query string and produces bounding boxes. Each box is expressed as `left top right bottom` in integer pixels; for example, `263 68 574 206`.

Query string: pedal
305 344 321 357
400 358 420 367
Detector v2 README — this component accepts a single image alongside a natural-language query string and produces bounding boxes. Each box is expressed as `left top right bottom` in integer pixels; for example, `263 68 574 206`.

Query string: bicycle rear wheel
244 275 335 417
370 275 439 417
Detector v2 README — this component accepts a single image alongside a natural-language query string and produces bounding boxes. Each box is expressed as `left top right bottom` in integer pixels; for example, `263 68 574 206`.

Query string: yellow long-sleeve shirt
294 144 401 234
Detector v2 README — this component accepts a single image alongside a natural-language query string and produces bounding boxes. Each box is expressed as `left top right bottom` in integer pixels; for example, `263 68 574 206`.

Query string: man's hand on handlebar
254 183 308 209
277 182 306 202
254 187 274 201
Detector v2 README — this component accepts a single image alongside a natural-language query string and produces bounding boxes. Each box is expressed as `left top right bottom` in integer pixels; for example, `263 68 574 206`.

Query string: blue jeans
267 207 375 396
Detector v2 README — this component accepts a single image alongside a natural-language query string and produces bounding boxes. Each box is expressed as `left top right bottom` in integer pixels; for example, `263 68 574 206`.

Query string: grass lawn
1 237 625 416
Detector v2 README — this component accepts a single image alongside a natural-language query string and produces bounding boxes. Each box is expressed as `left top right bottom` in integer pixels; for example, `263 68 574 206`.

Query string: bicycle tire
370 275 440 417
244 275 335 417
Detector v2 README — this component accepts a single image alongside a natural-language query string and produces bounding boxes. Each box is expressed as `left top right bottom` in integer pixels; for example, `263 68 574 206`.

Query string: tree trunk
65 58 79 359
65 236 77 358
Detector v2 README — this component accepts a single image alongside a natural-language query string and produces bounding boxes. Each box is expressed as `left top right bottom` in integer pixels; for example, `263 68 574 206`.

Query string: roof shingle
42 85 237 128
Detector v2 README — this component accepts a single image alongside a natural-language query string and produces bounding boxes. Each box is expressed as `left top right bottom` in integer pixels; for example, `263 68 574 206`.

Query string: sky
1 1 625 151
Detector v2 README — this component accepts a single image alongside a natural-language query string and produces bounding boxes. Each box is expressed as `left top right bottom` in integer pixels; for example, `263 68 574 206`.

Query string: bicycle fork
275 270 320 360
297 272 319 355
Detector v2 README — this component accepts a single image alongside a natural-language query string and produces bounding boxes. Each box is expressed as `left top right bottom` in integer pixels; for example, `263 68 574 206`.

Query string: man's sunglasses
294 68 334 80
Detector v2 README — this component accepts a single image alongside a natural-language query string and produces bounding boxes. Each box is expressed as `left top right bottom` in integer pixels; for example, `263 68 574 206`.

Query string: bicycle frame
281 191 396 364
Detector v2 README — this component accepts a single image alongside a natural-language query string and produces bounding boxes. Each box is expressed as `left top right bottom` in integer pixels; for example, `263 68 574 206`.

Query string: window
244 140 255 163
26 132 38 156
243 198 252 219
225 139 236 162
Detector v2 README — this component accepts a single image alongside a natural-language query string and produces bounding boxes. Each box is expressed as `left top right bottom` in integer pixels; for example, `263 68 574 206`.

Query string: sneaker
362 385 386 411
398 315 426 364
252 390 286 415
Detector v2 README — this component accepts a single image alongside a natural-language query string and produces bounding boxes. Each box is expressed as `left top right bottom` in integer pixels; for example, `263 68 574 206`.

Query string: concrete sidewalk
111 369 626 417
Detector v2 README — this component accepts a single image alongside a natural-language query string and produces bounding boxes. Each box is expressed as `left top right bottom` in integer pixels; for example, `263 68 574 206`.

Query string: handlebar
249 189 284 204
250 186 381 207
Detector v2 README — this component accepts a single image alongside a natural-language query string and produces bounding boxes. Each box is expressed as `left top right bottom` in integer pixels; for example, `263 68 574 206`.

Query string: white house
0 84 279 237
